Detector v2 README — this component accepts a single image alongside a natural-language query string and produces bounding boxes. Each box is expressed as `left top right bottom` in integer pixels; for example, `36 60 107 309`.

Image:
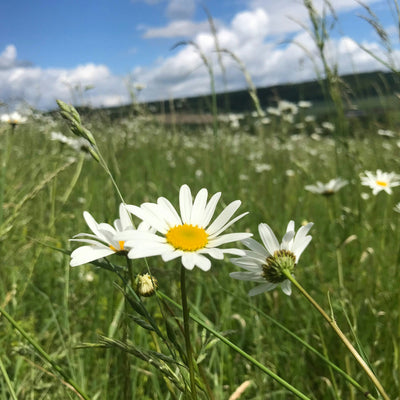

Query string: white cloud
166 0 195 20
0 45 17 69
142 20 212 38
0 54 130 110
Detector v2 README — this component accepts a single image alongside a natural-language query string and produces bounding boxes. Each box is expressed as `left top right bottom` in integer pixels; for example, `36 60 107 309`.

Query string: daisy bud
134 273 158 297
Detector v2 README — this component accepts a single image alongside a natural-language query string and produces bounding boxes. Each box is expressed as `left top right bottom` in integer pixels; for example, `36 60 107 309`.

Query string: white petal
190 188 208 226
258 223 279 255
237 250 266 264
294 223 313 244
181 252 195 270
83 211 100 235
280 280 292 296
70 238 108 247
208 212 249 238
119 203 134 230
207 232 252 247
179 184 193 224
192 253 211 271
117 230 165 243
202 191 221 227
198 247 224 259
293 236 312 261
281 230 295 250
230 258 262 271
241 238 268 257
157 197 182 227
229 271 265 281
206 200 241 235
70 246 115 267
286 220 295 233
127 246 167 259
218 248 246 256
162 249 184 262
130 204 169 233
248 282 277 296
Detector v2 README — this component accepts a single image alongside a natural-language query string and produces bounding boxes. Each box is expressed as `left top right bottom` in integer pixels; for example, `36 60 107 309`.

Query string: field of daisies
0 91 399 400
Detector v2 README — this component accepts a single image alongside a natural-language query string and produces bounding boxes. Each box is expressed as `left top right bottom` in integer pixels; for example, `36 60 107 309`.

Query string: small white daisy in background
286 169 295 177
254 163 272 173
118 184 252 271
298 100 312 108
1 111 28 126
321 121 335 132
230 221 313 296
360 169 400 195
394 203 400 213
70 204 150 267
50 131 70 144
377 129 395 138
305 178 348 196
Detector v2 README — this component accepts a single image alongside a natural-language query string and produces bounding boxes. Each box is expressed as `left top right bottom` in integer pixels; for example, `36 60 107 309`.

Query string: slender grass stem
282 271 390 400
0 305 91 400
180 266 198 399
0 354 18 400
158 290 312 400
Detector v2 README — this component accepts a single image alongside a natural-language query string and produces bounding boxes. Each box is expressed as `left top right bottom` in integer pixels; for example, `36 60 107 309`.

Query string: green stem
282 271 390 400
0 306 91 400
158 290 312 400
180 266 198 399
0 354 18 400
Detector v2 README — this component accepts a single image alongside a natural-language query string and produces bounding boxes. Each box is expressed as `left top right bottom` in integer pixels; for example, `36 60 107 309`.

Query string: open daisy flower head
230 221 313 296
1 111 28 126
118 184 252 271
360 169 400 195
305 178 348 196
70 203 147 267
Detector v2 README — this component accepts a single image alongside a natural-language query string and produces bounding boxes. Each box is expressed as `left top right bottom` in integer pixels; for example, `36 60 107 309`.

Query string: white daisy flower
1 112 27 125
70 204 146 267
360 169 400 195
118 184 252 271
394 203 400 213
305 178 348 196
230 221 313 296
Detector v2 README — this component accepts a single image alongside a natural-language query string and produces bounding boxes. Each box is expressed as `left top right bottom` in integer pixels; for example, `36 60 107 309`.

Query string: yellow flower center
376 180 388 187
166 224 208 251
110 241 125 252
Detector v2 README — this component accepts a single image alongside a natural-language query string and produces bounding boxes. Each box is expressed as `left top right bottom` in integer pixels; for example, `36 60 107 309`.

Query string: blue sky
0 0 397 111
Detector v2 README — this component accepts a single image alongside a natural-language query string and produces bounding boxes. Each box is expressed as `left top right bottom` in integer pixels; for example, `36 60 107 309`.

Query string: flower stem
180 266 198 399
282 271 390 400
0 305 91 400
159 290 312 400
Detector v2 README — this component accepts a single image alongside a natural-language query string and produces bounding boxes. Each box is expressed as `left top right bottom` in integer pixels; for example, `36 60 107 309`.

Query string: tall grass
0 98 399 398
1 1 400 398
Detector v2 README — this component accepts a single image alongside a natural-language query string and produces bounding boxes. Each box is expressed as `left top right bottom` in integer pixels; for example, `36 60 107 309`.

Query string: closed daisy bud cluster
134 273 158 297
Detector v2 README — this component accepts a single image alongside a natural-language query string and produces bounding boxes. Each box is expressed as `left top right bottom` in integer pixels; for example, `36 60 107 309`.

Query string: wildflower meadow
1 1 400 399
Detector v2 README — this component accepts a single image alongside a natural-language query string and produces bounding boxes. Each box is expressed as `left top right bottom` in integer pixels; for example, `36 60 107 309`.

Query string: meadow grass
0 98 399 399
